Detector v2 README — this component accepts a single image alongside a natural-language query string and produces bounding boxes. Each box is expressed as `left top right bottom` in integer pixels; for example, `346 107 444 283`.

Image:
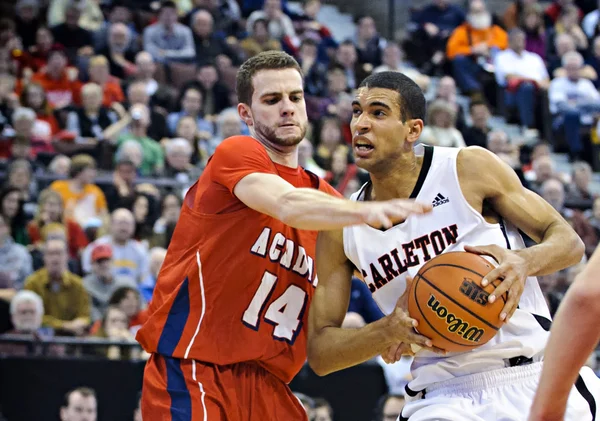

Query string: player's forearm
530 282 600 418
278 188 364 230
307 318 391 376
517 221 584 276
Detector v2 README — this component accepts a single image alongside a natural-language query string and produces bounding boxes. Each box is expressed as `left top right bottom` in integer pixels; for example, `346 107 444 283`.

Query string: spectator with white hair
81 208 149 283
48 155 71 177
549 50 600 160
432 76 466 131
528 155 562 193
419 99 466 148
115 140 143 172
208 108 245 156
566 161 596 204
96 22 137 80
162 137 201 184
125 79 170 142
11 106 55 158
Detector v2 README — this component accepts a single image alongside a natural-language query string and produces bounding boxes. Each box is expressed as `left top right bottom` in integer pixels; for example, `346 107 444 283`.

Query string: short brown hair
236 51 302 105
69 154 96 178
63 387 96 408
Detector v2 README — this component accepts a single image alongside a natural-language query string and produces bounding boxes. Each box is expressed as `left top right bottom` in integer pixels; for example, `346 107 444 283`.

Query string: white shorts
400 362 600 421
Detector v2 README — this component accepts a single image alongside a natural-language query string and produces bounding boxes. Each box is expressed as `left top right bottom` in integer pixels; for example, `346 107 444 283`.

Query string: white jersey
343 144 552 392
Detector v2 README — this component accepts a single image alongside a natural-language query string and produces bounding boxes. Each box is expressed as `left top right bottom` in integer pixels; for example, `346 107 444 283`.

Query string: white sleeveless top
343 145 551 392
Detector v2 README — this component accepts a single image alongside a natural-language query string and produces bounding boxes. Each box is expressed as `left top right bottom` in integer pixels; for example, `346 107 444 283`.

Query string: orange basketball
407 252 507 353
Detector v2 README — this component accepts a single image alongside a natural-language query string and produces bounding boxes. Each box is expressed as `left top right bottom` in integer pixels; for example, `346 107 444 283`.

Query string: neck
251 129 298 167
47 68 62 79
113 238 127 246
131 126 146 137
48 271 63 282
85 108 99 115
369 151 423 201
70 178 85 190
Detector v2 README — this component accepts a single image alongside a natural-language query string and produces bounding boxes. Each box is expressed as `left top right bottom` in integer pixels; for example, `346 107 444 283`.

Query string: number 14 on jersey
242 271 308 344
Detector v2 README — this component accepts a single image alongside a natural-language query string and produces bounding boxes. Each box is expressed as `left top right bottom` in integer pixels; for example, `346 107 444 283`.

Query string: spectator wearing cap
24 238 90 336
143 0 196 64
29 44 82 109
83 243 137 322
49 154 109 229
0 214 32 302
81 208 149 283
49 0 95 64
88 56 125 107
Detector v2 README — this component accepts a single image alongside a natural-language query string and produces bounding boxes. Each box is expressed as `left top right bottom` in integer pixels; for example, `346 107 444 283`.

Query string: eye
352 108 361 116
373 110 386 117
264 98 278 105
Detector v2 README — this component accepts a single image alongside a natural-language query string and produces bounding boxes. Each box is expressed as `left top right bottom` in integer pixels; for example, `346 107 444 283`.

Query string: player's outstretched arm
528 249 600 421
234 172 431 231
306 229 434 376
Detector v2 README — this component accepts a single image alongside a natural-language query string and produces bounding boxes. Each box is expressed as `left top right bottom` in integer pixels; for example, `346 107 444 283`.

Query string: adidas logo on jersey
432 193 449 207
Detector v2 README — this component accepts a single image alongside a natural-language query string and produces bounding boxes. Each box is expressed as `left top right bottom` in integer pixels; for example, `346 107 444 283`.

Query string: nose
354 112 371 134
280 96 295 116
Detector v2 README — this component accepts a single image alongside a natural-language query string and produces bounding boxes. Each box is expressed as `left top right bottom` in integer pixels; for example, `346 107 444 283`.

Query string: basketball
407 252 507 353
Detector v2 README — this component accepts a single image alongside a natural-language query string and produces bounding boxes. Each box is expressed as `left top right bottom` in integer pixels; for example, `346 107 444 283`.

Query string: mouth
353 136 375 157
279 122 297 128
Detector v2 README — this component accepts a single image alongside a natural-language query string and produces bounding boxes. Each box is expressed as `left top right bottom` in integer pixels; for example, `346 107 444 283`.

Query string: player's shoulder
456 146 498 170
214 135 266 156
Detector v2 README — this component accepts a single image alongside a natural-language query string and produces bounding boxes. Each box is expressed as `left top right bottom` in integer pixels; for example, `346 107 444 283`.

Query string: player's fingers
498 283 520 321
429 345 447 355
481 267 505 288
392 199 433 214
464 244 503 263
488 274 512 304
405 331 433 348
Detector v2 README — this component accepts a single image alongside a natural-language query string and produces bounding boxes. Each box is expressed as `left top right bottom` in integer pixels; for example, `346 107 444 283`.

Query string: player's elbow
569 235 586 265
306 335 333 376
569 279 600 317
276 191 304 229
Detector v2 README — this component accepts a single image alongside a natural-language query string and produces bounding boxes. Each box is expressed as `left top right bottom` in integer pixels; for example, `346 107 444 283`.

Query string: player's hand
464 244 529 322
361 200 432 229
381 276 443 360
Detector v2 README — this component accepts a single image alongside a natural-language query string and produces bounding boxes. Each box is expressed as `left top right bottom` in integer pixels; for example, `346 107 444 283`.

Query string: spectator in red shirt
15 26 54 76
88 55 125 107
19 82 60 135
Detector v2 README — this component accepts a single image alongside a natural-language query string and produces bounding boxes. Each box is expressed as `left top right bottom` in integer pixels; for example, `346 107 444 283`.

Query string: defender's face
350 87 412 173
245 68 308 150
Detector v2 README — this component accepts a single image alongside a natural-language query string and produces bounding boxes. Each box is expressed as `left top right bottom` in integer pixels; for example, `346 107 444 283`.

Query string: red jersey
136 136 339 383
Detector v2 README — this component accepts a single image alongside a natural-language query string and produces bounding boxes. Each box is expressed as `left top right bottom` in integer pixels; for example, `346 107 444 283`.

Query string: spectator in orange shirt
49 154 109 230
446 0 508 96
88 55 125 107
30 44 81 109
19 82 60 135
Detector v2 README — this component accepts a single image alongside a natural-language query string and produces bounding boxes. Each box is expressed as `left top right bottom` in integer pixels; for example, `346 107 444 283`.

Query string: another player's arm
234 173 431 231
529 247 600 421
459 147 585 318
306 229 433 376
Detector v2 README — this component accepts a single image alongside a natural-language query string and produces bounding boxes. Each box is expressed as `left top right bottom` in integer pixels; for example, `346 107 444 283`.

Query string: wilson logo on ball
426 294 485 343
459 278 490 306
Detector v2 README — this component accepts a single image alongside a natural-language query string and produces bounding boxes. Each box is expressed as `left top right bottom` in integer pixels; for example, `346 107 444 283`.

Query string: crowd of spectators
1 0 600 419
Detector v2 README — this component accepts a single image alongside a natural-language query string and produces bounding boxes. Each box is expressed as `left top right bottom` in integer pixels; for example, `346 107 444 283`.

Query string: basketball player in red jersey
529 246 600 421
135 52 433 421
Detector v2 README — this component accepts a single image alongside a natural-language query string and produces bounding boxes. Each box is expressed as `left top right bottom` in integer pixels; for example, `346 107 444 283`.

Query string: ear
404 119 424 144
237 103 253 127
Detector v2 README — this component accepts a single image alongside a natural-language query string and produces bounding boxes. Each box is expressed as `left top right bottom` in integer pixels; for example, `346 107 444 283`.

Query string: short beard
254 120 306 148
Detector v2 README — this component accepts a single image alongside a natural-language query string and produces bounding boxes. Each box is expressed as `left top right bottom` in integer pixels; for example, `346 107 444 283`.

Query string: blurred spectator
207 108 245 157
583 0 600 38
545 0 584 27
494 28 549 131
298 138 325 177
24 238 90 335
405 0 465 75
314 117 346 170
20 82 60 136
373 43 430 92
191 9 239 66
50 1 95 64
528 155 561 192
143 1 196 64
547 33 577 76
105 158 138 212
30 45 82 109
48 154 71 177
0 214 32 299
162 137 201 184
82 208 149 283
0 19 22 59
106 286 146 332
294 392 316 420
521 4 547 60
246 0 299 52
15 0 42 49
115 140 144 173
431 76 466 131
96 23 137 80
419 99 466 148
503 0 539 30
446 0 508 97
125 79 171 142
167 86 214 135
587 36 600 88
8 106 55 158
354 15 386 67
589 196 600 236
133 392 142 421
240 17 282 58
325 147 357 193
60 387 97 421
132 193 157 245
88 56 125 107
374 394 406 421
298 39 328 97
6 159 37 207
0 186 29 245
313 398 333 421
139 247 167 302
151 193 181 249
547 5 588 56
49 0 103 31
566 161 596 204
63 82 118 155
181 63 231 115
84 243 137 322
93 305 139 360
27 189 89 260
105 103 165 176
335 40 371 90
549 51 600 160
540 178 597 256
487 130 529 187
49 154 109 229
460 100 492 148
15 26 54 75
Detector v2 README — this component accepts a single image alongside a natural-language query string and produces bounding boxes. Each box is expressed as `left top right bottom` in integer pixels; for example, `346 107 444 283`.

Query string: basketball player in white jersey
306 71 600 420
529 245 600 421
